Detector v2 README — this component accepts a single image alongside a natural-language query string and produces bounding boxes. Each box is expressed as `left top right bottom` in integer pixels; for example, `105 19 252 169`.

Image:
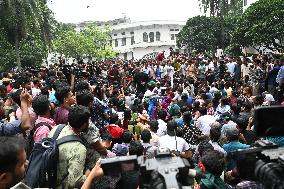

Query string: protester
0 49 283 188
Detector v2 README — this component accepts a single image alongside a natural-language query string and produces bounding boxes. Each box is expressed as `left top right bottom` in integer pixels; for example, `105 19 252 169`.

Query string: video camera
101 148 205 189
228 106 284 189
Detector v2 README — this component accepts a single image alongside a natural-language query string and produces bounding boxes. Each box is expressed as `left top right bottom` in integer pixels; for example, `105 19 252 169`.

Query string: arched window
143 32 148 42
156 31 161 41
149 32 154 42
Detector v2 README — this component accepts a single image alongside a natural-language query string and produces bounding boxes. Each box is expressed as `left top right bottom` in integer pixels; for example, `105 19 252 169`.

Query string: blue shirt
175 117 184 128
223 141 250 170
0 120 22 136
276 65 284 83
268 66 280 85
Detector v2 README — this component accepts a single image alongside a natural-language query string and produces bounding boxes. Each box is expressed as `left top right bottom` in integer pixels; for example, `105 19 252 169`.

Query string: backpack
24 124 84 188
26 122 53 158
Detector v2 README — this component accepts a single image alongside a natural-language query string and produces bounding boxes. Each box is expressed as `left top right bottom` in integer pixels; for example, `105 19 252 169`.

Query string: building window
114 33 117 36
149 32 154 42
130 31 134 35
175 34 178 39
131 36 135 45
170 29 175 31
115 39 118 47
156 32 161 41
171 34 175 40
122 38 126 46
175 29 179 31
143 32 148 42
121 32 125 35
123 53 127 60
244 0 247 6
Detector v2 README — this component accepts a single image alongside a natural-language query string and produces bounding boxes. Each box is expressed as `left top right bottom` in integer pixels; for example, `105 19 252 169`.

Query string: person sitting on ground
159 120 192 159
222 127 250 171
182 111 202 147
141 129 157 159
112 130 133 156
195 150 227 189
209 122 226 155
149 120 160 146
195 107 216 136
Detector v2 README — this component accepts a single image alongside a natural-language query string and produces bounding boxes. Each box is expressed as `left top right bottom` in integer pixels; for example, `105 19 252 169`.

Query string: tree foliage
177 16 223 54
199 0 243 17
232 0 284 51
0 0 55 70
53 23 116 60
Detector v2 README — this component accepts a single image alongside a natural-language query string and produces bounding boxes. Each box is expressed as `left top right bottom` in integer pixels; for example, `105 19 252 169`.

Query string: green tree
199 0 243 17
232 0 284 52
0 0 54 70
198 0 243 48
177 16 222 55
54 23 116 61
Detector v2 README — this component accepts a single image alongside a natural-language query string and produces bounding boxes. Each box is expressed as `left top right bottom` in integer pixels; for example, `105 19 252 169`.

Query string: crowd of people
0 50 284 189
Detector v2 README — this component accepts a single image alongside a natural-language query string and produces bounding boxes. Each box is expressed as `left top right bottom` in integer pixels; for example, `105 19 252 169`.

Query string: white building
111 20 186 60
243 0 258 12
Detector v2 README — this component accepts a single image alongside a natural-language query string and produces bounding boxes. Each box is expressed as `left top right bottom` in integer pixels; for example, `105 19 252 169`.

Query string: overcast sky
48 0 202 23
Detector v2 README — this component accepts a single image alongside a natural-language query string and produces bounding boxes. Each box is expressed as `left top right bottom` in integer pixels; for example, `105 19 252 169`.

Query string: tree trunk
220 16 225 50
15 30 21 71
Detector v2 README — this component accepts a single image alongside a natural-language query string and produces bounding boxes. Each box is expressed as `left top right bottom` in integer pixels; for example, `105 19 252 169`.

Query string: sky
48 0 202 23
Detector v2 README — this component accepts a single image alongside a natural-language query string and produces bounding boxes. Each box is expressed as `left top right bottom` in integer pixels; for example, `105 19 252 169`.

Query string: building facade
111 20 186 60
243 0 258 12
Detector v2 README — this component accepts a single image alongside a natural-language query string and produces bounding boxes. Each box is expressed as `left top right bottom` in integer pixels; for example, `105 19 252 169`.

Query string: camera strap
174 129 177 151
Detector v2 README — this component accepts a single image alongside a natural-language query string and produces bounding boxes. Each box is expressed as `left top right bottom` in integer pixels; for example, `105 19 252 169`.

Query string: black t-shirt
243 130 257 145
182 124 202 145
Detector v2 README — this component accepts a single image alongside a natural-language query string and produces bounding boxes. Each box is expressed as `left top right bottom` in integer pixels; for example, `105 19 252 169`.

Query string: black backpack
26 121 53 158
24 124 85 188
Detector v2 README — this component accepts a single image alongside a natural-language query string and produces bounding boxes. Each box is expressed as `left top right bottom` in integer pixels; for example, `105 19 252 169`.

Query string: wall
111 22 184 60
243 0 258 12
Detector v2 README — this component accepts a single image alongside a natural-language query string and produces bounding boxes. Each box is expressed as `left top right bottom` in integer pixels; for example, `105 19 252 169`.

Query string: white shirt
241 64 250 77
159 135 190 152
144 90 153 98
31 87 41 98
172 92 181 101
226 62 237 75
157 119 167 136
196 115 216 135
209 140 227 156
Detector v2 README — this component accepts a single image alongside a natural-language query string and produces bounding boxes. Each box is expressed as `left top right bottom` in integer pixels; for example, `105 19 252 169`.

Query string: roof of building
112 20 186 30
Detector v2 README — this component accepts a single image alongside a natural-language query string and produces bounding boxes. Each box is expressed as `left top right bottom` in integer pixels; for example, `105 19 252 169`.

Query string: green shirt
49 125 87 189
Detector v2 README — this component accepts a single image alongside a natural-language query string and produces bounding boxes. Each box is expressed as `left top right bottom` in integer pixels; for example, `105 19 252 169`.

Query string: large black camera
228 106 284 189
101 148 204 189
